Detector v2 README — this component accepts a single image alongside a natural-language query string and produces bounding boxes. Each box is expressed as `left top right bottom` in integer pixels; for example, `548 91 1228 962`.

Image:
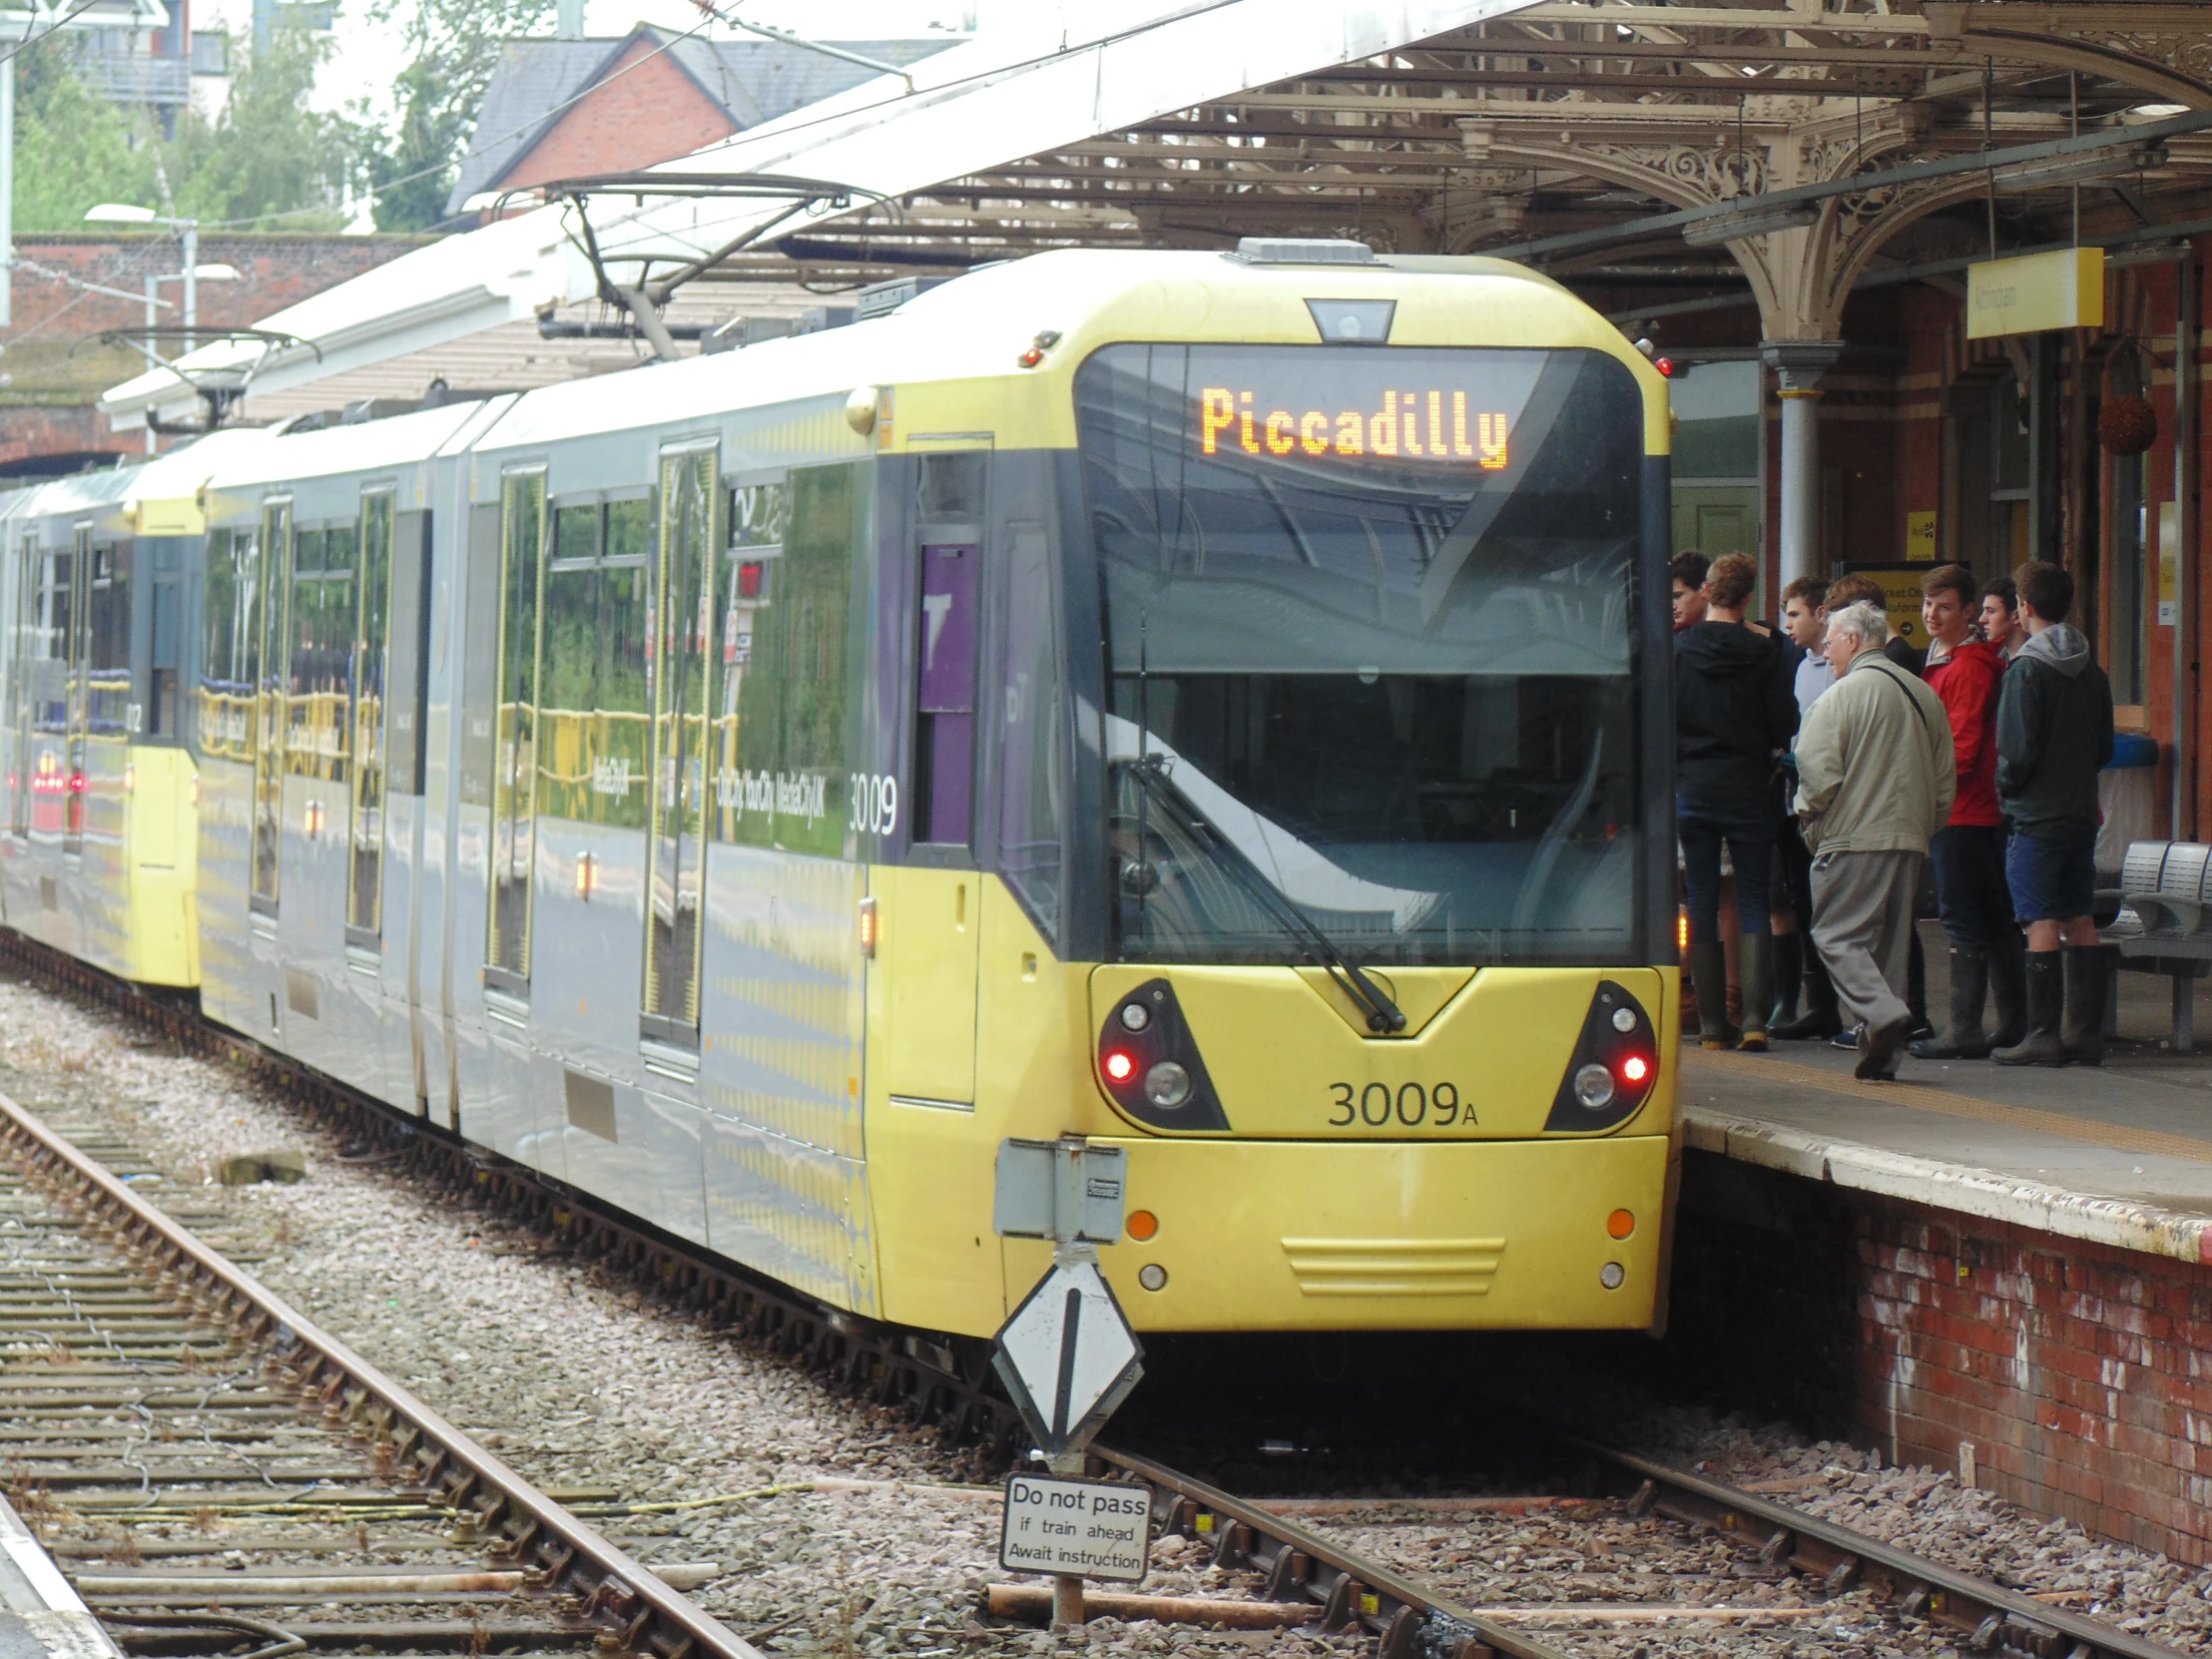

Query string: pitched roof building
446 26 957 221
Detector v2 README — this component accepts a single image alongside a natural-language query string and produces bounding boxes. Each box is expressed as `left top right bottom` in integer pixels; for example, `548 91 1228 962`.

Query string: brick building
444 26 955 224
0 234 429 472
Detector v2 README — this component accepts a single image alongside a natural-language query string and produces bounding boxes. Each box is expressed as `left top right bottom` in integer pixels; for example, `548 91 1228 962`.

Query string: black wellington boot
1906 927 1934 1041
1774 941 1844 1040
1992 951 2067 1066
1911 944 1991 1059
1985 932 2028 1051
1738 934 1776 1052
1770 931 1804 1030
1686 942 1741 1050
2062 944 2108 1066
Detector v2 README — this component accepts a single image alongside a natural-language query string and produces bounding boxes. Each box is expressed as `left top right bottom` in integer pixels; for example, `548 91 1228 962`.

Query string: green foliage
168 31 356 231
9 32 354 235
362 0 556 232
11 47 159 234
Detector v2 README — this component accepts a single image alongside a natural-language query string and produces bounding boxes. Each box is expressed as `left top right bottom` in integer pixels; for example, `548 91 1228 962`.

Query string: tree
361 0 555 232
10 48 158 234
168 30 356 231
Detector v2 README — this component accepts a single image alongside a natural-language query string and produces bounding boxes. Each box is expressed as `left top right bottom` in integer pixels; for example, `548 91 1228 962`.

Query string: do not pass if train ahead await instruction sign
998 1474 1152 1582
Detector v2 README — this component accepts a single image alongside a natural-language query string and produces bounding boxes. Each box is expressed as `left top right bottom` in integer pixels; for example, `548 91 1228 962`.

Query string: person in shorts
1992 562 2114 1066
1909 564 2024 1059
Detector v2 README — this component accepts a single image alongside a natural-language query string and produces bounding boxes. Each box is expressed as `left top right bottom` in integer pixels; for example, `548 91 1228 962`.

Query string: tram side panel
693 442 882 1312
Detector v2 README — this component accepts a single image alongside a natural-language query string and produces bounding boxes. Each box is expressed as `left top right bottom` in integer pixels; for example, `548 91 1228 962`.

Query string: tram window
1076 342 1642 966
539 504 601 824
645 451 715 1033
716 464 853 857
349 493 394 939
918 451 985 522
730 480 787 549
252 500 291 910
489 471 546 983
198 527 258 761
287 525 353 781
601 498 650 829
88 544 130 737
32 546 71 733
996 521 1064 939
149 577 182 739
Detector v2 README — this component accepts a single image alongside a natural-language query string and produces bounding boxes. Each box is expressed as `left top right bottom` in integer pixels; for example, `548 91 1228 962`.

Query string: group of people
1673 549 2115 1080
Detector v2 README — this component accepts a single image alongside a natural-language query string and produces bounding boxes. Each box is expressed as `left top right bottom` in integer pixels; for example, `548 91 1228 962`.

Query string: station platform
0 1495 119 1659
1681 948 2212 1267
1664 929 2212 1567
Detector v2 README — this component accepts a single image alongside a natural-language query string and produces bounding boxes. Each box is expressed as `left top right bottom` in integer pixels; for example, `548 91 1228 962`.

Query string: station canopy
100 0 2212 429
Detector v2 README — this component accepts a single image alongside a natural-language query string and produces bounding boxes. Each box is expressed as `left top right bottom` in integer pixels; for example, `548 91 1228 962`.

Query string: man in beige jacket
1793 602 1956 1079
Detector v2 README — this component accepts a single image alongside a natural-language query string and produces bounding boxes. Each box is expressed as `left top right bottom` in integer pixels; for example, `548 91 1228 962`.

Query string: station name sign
1200 386 1509 469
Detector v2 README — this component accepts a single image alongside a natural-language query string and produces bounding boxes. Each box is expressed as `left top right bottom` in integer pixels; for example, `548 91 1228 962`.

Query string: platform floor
0 1494 117 1659
1681 922 2212 1266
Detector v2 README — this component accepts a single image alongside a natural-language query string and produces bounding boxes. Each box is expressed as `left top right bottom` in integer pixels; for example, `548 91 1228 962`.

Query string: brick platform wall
1668 1150 2212 1565
5 235 434 340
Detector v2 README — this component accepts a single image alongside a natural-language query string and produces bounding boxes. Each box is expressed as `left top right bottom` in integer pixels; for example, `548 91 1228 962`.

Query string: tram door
9 533 33 839
348 490 394 952
63 526 90 857
250 499 291 915
884 451 985 1106
487 470 544 992
641 443 717 1046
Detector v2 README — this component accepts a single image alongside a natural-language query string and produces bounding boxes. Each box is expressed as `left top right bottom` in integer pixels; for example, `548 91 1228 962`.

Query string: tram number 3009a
1328 1081 1476 1129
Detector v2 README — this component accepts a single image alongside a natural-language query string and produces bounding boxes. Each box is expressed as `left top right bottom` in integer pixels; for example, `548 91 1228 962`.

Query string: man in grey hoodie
1992 562 2114 1066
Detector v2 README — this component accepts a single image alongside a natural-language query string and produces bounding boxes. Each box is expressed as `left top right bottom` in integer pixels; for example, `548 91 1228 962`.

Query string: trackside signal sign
999 1473 1151 1582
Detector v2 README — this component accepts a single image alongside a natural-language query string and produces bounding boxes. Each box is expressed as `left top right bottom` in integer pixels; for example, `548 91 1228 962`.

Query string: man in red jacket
1911 563 2026 1058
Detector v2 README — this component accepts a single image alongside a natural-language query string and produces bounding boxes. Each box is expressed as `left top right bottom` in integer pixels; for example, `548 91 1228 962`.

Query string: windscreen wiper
1125 757 1408 1034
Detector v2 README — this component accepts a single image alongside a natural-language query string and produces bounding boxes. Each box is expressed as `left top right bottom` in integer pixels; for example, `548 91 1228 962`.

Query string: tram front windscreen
1074 340 1649 968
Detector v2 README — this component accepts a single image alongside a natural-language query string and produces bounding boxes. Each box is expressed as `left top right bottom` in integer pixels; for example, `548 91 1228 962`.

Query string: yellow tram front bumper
1002 1132 1673 1333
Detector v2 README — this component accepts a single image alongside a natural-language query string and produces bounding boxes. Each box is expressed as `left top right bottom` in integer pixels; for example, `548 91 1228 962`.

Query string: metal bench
2109 840 2212 1053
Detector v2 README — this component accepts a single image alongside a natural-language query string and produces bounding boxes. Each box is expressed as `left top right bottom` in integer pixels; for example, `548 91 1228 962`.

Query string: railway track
0 927 2195 1659
1036 1442 2193 1659
0 1086 757 1659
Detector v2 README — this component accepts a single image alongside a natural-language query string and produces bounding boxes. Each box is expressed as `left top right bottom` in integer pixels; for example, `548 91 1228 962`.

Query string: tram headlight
1572 1062 1615 1110
1143 1060 1192 1109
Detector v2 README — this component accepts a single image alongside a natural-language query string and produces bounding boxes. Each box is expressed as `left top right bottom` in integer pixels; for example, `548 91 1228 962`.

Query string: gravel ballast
0 966 2204 1656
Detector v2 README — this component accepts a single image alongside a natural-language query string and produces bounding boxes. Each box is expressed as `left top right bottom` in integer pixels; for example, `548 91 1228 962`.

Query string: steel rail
0 930 2189 1659
1093 1444 1573 1659
0 1087 763 1659
1562 1434 2186 1659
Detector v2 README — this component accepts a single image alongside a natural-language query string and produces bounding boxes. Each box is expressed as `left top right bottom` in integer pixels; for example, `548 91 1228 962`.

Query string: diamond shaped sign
991 1259 1144 1459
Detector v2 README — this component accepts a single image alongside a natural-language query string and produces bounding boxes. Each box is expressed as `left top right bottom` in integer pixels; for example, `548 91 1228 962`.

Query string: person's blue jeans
1680 809 1775 945
1929 823 2013 946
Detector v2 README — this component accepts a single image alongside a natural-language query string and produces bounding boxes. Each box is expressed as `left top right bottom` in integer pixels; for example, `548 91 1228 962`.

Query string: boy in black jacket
1991 562 2114 1067
1676 553 1800 1049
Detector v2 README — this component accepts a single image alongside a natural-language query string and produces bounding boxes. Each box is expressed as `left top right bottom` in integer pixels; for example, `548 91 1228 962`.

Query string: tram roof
98 0 1538 431
98 1 2212 434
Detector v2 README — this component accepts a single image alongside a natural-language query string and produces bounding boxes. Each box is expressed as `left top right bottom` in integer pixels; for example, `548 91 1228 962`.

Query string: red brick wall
1668 1151 2212 1565
4 234 432 341
0 406 116 469
496 40 739 197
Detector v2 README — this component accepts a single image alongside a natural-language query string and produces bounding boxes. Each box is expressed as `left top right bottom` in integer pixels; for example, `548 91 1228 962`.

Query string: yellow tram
3 245 1679 1338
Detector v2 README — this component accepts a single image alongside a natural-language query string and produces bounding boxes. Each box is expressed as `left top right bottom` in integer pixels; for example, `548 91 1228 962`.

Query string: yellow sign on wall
1905 510 1936 563
1966 247 2105 339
